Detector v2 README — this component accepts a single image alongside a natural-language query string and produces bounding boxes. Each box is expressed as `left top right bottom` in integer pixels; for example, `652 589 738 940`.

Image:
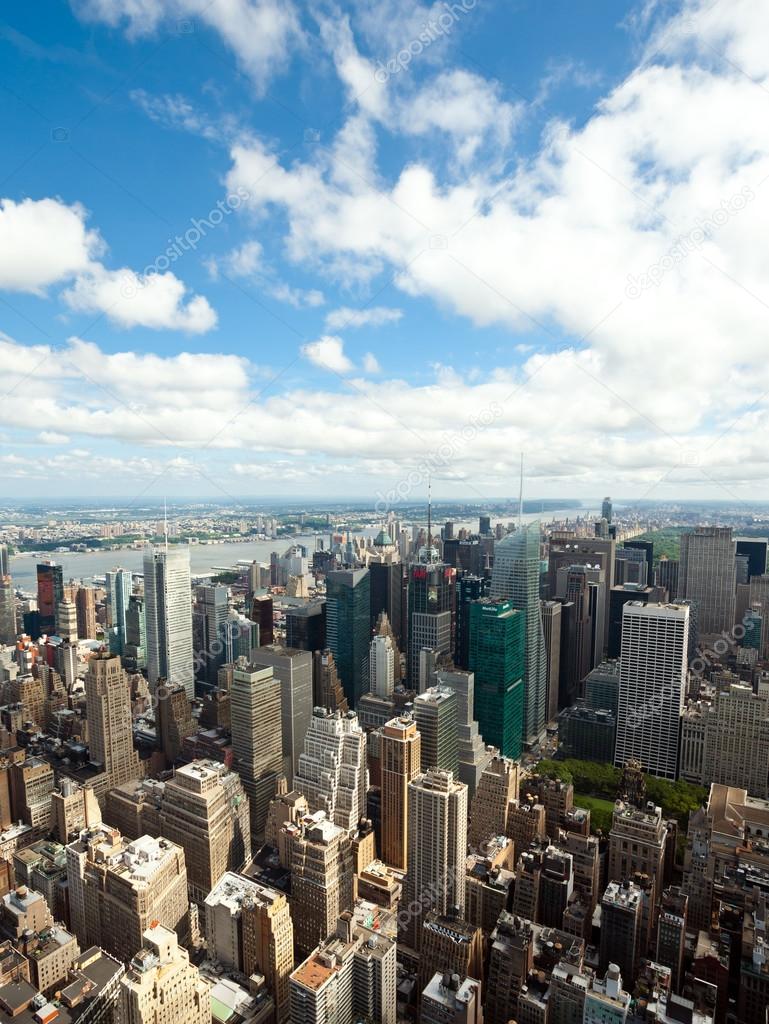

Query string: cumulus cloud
301 335 354 374
325 306 402 330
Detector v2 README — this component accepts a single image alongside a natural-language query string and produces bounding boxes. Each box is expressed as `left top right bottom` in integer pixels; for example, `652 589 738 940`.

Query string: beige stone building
119 924 210 1024
85 650 142 791
289 811 354 958
380 714 421 871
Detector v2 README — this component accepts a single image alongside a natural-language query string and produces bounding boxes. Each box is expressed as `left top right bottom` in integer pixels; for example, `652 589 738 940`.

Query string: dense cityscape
0 501 766 1024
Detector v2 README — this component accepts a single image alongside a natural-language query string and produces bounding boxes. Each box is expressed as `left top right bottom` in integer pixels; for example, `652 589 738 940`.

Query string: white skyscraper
143 545 195 697
293 708 368 832
370 633 395 698
490 522 547 745
614 602 690 780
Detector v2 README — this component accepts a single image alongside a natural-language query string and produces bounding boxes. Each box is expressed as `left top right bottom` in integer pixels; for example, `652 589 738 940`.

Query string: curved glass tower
490 522 547 746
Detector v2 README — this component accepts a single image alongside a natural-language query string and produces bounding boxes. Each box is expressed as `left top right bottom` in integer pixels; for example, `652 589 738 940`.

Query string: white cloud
0 196 217 332
38 431 70 445
72 0 302 93
0 198 103 293
130 89 240 142
362 352 381 374
62 266 217 333
325 306 402 330
268 282 325 308
301 335 353 374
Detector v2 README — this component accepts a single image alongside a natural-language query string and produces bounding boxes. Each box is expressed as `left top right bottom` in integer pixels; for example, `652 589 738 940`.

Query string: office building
436 668 493 797
402 769 467 950
251 592 274 646
657 886 688 992
413 686 459 774
548 532 616 653
84 651 142 791
290 812 354 958
293 708 368 832
467 755 519 853
285 600 326 652
252 645 313 786
119 923 210 1024
624 539 654 586
583 965 631 1024
738 890 769 1024
380 714 421 871
369 558 403 646
369 632 395 699
407 560 455 688
192 583 229 686
736 537 768 579
615 546 649 586
679 526 736 636
326 568 370 707
455 574 490 669
155 684 196 766
56 599 79 642
205 871 294 1022
36 562 63 635
52 779 101 845
614 602 689 780
608 801 667 908
421 973 483 1024
312 648 349 714
490 523 548 745
468 598 525 758
0 545 8 577
656 557 679 599
66 827 189 963
144 545 195 697
600 880 643 987
608 583 653 659
9 758 54 838
0 577 15 645
230 661 284 840
290 912 396 1024
559 702 616 763
105 568 132 654
541 599 562 722
418 911 484 1006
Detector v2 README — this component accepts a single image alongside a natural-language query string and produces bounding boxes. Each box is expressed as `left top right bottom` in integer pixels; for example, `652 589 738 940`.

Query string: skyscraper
230 662 284 840
468 599 525 758
380 714 421 871
143 545 195 697
614 602 690 780
490 523 547 745
36 561 63 635
84 651 142 791
0 576 15 645
369 632 395 698
679 526 737 635
402 768 468 950
0 544 8 577
192 583 229 687
326 568 371 707
407 562 455 688
290 813 354 958
293 708 368 831
413 686 459 774
76 586 97 640
602 497 613 523
119 923 210 1024
252 645 313 786
541 600 562 722
105 567 132 654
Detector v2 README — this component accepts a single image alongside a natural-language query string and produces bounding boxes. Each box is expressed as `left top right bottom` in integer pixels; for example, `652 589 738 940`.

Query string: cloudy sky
1 0 768 505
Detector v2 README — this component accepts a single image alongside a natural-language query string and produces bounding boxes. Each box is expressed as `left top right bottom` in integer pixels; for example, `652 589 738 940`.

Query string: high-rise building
608 583 653 659
124 593 147 669
421 973 483 1024
326 568 371 707
252 645 314 786
541 599 562 723
436 668 493 797
9 757 54 837
599 880 643 984
230 662 284 840
251 593 274 646
56 599 79 642
192 583 229 687
0 577 15 645
467 755 519 853
290 812 354 958
490 523 548 745
402 769 468 950
105 568 132 654
623 540 654 587
657 886 688 992
738 890 769 1024
293 708 367 832
66 827 189 963
36 562 63 635
143 545 195 697
85 651 142 790
0 544 8 576
608 801 668 909
369 633 395 698
119 923 210 1024
290 913 396 1024
413 686 459 774
602 497 612 523
285 600 326 652
656 557 679 599
51 778 101 845
76 586 97 641
455 574 490 669
407 561 455 688
468 598 525 758
205 871 294 1022
158 760 251 907
155 684 196 766
679 526 736 635
548 532 616 653
614 602 689 780
380 714 421 871
418 911 484 1004
369 558 403 646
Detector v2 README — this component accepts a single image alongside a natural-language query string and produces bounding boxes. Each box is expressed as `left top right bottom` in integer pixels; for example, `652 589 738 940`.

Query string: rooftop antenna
518 452 524 528
427 474 432 562
163 497 169 552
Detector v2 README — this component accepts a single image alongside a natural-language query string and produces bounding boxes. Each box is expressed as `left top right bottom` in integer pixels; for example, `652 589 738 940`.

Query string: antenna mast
163 497 169 552
427 475 432 561
518 453 524 528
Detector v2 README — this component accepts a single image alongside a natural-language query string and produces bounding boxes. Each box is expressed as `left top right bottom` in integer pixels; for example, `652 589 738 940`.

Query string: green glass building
326 568 371 707
468 599 525 759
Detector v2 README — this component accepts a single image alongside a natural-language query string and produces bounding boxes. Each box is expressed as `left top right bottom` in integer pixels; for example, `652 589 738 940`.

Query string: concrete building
9 758 54 838
84 651 142 791
418 911 484 1002
66 826 189 964
599 880 643 985
467 755 519 854
608 800 667 910
230 661 284 840
290 812 354 958
420 972 483 1024
252 645 314 786
402 769 468 951
614 602 689 780
679 526 736 636
119 924 210 1024
413 686 459 775
380 714 421 871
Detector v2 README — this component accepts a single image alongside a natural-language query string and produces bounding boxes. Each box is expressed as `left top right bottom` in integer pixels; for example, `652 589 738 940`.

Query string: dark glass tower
407 562 455 687
455 574 490 669
468 599 525 759
36 562 63 635
326 568 371 706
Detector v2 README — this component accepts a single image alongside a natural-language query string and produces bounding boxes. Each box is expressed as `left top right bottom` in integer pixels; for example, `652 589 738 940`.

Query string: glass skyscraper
326 568 370 707
490 522 548 745
468 599 525 758
143 545 195 698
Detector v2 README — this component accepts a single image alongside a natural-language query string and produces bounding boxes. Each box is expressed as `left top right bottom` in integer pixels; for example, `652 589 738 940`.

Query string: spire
427 474 432 555
163 497 169 552
518 452 524 528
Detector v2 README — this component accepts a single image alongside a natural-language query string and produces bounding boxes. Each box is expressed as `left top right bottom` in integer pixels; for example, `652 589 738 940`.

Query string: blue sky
2 0 769 506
